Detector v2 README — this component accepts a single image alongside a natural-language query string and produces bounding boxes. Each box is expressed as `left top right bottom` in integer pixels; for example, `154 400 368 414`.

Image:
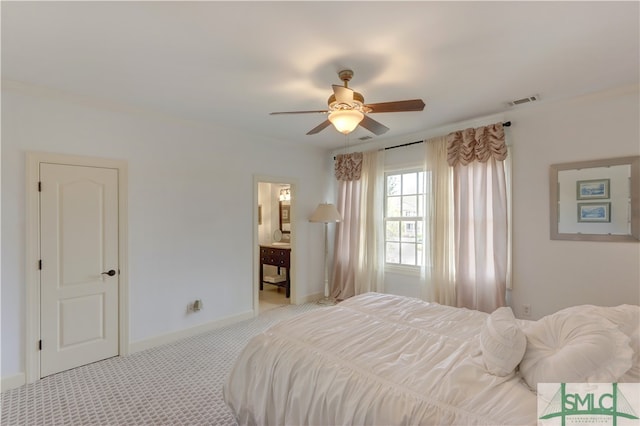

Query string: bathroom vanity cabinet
259 245 291 298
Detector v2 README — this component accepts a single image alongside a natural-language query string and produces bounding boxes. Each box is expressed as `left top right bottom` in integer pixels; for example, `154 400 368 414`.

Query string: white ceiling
2 1 638 149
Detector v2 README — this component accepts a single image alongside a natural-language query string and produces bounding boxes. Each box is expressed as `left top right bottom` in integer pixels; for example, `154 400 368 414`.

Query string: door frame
253 175 298 314
25 151 129 383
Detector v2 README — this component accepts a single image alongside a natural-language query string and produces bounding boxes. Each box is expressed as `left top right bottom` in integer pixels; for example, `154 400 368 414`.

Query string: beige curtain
446 123 507 166
447 122 508 313
335 152 363 181
355 151 385 295
331 151 383 299
422 136 456 305
331 178 360 299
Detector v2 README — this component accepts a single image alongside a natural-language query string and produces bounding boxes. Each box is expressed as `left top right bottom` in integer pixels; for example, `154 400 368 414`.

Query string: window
384 170 426 268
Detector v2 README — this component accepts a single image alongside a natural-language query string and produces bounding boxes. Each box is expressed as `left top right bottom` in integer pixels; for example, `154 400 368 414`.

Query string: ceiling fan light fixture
328 109 364 134
270 69 424 136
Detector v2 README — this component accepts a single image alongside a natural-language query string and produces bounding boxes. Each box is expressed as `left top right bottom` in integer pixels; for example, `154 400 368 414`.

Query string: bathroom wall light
279 187 291 201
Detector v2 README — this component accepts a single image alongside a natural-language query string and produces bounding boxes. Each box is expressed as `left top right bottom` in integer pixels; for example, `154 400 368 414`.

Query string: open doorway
254 176 297 314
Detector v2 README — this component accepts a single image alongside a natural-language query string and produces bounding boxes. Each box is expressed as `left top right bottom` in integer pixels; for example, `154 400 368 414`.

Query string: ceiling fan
270 69 426 136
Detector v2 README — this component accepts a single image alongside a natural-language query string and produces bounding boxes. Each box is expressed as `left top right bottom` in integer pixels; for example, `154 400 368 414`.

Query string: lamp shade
309 203 342 223
328 109 364 134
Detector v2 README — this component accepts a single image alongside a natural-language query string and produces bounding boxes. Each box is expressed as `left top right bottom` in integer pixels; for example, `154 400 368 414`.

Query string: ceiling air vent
358 136 373 141
508 95 539 107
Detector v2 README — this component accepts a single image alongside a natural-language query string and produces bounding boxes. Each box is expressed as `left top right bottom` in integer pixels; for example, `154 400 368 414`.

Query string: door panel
60 294 105 347
40 163 119 377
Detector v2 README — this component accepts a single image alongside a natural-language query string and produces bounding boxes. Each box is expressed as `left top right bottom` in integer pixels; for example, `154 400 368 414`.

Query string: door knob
101 269 117 277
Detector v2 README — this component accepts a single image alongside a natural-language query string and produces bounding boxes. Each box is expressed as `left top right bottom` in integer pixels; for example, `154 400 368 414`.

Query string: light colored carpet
1 302 322 425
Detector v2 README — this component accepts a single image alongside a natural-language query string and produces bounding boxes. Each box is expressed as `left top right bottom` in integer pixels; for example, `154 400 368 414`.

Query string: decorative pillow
552 304 640 382
519 309 633 391
480 307 527 376
610 306 640 382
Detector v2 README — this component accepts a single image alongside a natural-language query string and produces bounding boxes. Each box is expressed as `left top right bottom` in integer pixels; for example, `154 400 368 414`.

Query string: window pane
387 174 401 196
385 169 429 267
403 172 417 195
386 221 400 242
400 243 416 265
401 221 416 241
387 196 401 217
386 242 400 264
402 195 417 217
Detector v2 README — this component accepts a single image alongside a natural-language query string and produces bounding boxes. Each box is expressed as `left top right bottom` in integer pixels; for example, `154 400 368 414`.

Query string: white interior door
40 163 119 377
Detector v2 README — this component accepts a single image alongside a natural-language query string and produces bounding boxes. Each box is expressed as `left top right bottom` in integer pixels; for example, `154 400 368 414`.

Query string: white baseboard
2 311 256 390
297 292 324 304
2 373 26 392
129 310 254 354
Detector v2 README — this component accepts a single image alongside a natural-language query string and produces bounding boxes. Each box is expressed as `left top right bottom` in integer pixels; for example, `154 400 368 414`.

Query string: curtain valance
446 122 507 166
335 152 363 181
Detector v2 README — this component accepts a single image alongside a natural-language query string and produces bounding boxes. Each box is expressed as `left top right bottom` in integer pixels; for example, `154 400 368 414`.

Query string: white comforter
224 293 537 425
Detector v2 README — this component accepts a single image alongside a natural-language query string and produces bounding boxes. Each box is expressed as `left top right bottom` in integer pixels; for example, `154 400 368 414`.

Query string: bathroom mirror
549 156 639 242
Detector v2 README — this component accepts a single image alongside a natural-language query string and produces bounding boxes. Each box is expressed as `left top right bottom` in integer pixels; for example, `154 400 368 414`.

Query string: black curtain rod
334 121 511 159
381 121 512 153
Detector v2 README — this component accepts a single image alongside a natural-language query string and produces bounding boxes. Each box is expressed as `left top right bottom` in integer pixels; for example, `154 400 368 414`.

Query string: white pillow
554 304 640 382
519 309 633 391
480 307 527 376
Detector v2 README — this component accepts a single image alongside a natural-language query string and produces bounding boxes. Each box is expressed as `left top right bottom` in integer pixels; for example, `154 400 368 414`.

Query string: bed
223 292 639 425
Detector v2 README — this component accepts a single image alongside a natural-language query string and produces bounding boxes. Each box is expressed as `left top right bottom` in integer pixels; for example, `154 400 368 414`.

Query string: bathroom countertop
262 242 291 248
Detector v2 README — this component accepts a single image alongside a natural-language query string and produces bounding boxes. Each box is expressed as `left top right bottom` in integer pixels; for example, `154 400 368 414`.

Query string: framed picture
280 203 290 224
577 202 611 223
279 201 291 234
258 204 262 225
576 179 610 200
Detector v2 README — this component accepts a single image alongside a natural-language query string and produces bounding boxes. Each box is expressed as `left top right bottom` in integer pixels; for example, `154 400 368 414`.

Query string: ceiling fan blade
306 120 332 135
332 85 353 103
359 115 389 135
270 110 328 115
365 99 426 113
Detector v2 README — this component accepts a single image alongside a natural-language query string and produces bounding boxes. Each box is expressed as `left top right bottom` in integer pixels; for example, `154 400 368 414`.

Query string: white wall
331 85 640 319
508 86 640 319
1 83 330 381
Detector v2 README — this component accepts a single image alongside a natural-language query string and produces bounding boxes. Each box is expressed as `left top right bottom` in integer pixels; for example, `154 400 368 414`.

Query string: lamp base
317 296 337 306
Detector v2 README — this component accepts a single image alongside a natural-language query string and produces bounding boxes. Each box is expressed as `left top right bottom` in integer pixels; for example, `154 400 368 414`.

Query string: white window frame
384 168 426 274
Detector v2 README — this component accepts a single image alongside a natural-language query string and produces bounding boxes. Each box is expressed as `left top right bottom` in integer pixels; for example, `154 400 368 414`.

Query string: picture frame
550 156 639 242
577 202 611 223
258 204 262 225
576 178 610 200
279 201 291 234
280 204 290 224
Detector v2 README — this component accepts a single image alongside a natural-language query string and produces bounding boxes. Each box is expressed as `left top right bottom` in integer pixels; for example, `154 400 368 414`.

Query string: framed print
550 156 639 242
280 204 290 223
576 179 610 200
279 201 291 234
577 202 611 223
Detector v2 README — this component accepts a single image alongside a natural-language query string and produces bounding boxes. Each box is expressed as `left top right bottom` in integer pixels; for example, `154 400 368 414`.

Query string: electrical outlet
187 299 203 313
193 299 203 311
522 304 532 317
